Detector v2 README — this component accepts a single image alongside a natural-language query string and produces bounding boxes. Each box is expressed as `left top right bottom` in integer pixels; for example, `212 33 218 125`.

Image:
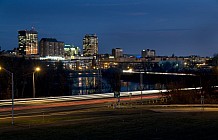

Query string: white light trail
0 87 199 107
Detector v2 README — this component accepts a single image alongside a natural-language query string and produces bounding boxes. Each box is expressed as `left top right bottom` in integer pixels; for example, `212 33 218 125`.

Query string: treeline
163 68 218 104
0 56 69 99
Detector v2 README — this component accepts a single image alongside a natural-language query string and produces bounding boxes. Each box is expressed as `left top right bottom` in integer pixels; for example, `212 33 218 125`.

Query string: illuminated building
39 38 64 57
64 44 81 59
83 34 98 56
112 48 123 58
18 29 38 55
141 49 156 57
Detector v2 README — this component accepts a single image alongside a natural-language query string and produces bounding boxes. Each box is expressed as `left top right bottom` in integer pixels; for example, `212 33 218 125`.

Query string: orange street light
33 67 41 98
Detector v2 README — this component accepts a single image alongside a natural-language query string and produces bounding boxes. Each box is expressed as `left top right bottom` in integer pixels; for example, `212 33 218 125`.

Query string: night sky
1 0 218 56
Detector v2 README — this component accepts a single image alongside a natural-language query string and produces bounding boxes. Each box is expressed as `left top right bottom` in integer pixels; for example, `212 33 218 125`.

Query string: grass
1 105 218 140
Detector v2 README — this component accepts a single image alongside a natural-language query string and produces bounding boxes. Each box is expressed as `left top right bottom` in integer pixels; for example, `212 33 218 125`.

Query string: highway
0 87 202 107
0 89 168 107
0 87 201 122
0 90 166 122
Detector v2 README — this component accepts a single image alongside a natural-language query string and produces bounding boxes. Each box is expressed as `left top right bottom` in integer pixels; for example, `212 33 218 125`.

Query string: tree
103 68 122 92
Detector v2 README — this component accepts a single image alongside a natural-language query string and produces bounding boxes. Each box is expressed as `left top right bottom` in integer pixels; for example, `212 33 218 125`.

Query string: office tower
112 48 123 58
83 34 98 56
141 49 156 57
64 44 80 58
18 29 38 55
39 38 64 57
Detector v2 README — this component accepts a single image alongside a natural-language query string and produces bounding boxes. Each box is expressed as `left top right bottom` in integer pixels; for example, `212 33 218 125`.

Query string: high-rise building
39 38 64 57
18 29 38 55
112 48 123 58
64 44 81 59
83 34 98 56
141 49 156 57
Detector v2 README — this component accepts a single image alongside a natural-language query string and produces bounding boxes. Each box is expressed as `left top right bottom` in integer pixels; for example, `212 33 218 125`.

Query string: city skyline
1 0 218 57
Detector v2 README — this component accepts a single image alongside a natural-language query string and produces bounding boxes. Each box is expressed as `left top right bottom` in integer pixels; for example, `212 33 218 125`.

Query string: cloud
128 12 149 16
82 1 146 7
0 24 20 27
142 28 192 32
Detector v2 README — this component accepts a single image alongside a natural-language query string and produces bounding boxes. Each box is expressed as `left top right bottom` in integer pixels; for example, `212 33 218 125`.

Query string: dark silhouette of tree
103 68 122 92
0 56 70 99
36 61 69 97
212 53 218 66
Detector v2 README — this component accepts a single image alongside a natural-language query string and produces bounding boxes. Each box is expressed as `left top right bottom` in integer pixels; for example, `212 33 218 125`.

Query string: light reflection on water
69 75 166 95
120 81 165 92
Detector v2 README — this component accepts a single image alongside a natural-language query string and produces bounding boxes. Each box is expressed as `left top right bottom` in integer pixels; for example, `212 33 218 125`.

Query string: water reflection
69 72 166 95
120 81 165 92
71 76 98 95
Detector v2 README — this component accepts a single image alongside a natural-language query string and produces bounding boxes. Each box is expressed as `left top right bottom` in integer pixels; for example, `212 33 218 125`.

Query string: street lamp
33 67 40 98
0 66 14 125
140 72 143 103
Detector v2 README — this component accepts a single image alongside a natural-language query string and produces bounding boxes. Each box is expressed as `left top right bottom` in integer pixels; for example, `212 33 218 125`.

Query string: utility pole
140 72 143 104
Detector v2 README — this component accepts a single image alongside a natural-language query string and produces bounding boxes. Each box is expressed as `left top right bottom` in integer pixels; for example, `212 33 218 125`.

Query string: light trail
123 70 196 76
0 87 201 107
145 71 196 76
0 90 166 106
0 94 161 112
0 85 204 112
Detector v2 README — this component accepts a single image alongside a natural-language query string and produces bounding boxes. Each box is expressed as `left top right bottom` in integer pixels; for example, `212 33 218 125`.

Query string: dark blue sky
1 0 218 56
